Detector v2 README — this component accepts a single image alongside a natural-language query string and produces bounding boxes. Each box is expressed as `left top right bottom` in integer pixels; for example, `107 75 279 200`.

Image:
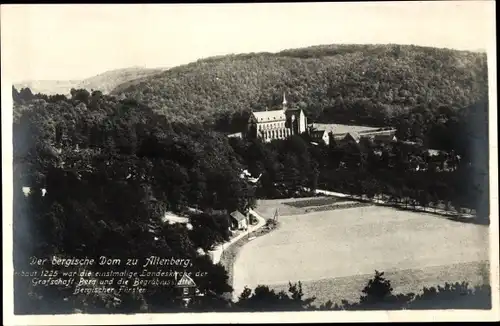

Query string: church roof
251 109 286 122
284 108 303 116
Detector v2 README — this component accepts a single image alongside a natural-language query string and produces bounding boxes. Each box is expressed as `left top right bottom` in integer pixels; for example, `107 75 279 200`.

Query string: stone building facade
247 94 307 142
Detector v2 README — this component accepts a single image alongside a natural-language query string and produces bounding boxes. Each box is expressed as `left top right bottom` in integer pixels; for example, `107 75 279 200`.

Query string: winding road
209 209 267 264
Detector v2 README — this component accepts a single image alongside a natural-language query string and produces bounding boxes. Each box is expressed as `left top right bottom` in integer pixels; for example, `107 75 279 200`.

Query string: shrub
359 270 394 304
265 219 278 229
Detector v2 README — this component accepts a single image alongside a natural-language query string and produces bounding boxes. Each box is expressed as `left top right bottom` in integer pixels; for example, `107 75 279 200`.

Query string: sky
1 2 496 83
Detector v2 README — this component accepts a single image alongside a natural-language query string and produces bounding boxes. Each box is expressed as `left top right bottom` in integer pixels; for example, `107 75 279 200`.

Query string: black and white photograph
2 2 498 324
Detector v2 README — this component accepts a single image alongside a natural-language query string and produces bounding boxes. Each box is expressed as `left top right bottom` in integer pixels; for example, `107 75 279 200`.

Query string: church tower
282 92 288 111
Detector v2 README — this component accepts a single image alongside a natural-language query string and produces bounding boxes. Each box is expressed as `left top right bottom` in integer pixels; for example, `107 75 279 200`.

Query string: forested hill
14 67 168 96
112 44 488 135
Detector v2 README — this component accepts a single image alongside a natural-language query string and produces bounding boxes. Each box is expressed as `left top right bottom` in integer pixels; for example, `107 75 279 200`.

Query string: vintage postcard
2 2 499 324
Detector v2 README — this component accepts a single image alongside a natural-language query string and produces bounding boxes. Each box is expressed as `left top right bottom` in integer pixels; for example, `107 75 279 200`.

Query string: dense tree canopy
113 44 487 146
11 43 490 313
13 90 253 313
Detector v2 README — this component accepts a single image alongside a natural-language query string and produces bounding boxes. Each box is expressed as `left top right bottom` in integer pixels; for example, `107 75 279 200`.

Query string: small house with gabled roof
175 273 197 299
230 210 248 230
343 131 361 144
310 129 331 145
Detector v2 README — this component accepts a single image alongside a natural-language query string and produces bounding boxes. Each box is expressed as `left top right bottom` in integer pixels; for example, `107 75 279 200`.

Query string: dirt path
209 209 267 265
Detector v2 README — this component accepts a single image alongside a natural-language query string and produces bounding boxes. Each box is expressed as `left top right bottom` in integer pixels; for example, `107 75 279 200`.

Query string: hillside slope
15 66 168 96
112 44 488 130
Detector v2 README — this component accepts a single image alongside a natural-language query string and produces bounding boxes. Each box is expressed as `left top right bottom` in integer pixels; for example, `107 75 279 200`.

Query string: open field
220 221 279 291
268 260 489 306
234 199 490 306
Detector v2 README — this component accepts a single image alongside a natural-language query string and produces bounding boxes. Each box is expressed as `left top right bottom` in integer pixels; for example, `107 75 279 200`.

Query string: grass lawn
220 222 279 296
268 260 489 306
233 200 490 307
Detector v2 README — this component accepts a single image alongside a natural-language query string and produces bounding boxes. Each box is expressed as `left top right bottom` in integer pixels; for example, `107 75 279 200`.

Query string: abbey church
227 93 396 145
247 94 308 142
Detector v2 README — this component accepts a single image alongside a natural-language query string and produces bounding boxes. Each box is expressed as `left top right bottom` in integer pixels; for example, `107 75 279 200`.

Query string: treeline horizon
111 44 487 144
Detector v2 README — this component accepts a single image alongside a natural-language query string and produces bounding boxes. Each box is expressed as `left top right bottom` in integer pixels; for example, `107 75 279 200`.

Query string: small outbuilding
230 210 248 231
175 273 197 299
343 131 361 144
